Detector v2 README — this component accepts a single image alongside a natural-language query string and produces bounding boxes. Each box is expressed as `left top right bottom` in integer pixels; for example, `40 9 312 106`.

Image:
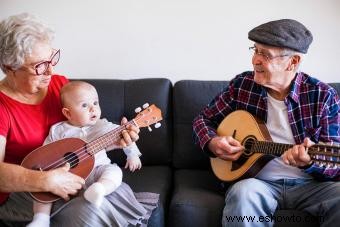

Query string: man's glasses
33 49 60 75
249 46 290 62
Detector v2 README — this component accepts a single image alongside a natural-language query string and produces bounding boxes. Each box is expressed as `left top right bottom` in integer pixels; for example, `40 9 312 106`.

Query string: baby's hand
124 156 142 172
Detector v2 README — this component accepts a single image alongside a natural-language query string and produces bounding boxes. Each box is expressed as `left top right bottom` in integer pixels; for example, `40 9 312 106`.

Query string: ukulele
210 110 339 182
21 104 162 203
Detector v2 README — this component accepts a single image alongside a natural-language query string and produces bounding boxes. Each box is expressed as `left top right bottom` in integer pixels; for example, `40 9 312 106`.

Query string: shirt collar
287 72 304 103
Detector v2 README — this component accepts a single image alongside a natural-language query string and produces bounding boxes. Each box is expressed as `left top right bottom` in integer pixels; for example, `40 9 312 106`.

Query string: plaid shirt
193 71 340 181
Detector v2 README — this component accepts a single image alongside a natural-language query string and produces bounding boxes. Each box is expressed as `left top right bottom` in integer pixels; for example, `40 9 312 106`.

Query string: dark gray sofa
2 78 339 227
89 78 339 227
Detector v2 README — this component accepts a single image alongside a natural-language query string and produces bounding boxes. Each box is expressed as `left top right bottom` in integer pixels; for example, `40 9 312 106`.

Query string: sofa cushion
173 80 229 169
168 169 225 227
123 166 172 227
83 78 173 166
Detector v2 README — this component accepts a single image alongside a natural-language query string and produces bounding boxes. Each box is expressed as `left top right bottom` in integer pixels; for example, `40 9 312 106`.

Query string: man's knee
226 178 267 200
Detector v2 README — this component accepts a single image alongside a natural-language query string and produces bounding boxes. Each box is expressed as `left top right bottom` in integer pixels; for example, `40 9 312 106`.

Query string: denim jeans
222 178 340 227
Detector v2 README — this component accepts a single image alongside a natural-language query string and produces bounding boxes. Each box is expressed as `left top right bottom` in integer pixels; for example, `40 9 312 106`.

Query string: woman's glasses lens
34 49 60 75
51 50 60 66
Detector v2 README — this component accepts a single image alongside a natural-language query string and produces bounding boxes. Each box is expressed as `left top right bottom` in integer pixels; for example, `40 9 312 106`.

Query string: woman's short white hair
0 13 54 73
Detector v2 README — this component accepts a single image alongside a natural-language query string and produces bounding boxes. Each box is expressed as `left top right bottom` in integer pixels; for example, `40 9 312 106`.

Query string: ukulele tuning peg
148 126 152 132
142 103 150 109
135 107 142 113
154 122 161 128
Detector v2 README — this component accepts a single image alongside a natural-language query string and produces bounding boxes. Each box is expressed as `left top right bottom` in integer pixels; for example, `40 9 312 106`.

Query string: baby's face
63 86 101 127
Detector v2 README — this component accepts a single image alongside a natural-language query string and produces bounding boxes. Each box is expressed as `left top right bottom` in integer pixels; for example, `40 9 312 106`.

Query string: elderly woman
0 13 158 227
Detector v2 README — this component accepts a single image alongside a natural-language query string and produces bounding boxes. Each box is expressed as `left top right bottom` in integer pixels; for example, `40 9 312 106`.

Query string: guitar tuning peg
142 103 149 109
135 107 142 113
148 126 152 132
154 122 161 128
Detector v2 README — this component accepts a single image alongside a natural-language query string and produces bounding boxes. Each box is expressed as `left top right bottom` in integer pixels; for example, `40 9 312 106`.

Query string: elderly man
193 19 340 227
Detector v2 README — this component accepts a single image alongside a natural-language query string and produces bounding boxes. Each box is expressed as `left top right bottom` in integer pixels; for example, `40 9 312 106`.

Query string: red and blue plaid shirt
193 71 340 181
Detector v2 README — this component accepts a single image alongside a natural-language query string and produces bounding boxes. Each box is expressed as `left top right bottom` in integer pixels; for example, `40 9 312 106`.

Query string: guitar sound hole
64 152 79 168
231 136 257 171
242 136 257 157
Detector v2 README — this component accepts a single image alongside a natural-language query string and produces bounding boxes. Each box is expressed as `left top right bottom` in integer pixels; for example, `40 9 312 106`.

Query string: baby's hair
60 81 96 106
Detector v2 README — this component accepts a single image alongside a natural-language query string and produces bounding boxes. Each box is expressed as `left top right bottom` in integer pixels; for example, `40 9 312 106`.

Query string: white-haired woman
0 13 157 226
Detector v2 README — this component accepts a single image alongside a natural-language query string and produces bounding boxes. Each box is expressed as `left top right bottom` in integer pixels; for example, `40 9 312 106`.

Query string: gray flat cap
248 19 313 54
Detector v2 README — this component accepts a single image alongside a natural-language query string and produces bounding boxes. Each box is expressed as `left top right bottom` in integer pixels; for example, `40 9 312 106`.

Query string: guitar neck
86 120 136 155
75 104 162 157
251 141 340 166
251 141 291 156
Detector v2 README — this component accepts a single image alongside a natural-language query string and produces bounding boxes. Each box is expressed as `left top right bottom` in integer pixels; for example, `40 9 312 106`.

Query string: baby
28 81 142 227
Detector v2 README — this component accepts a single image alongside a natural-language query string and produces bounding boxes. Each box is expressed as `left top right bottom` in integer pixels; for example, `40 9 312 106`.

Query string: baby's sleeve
123 143 142 158
43 122 63 145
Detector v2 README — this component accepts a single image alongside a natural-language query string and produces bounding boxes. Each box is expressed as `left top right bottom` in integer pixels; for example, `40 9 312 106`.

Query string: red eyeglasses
33 49 60 75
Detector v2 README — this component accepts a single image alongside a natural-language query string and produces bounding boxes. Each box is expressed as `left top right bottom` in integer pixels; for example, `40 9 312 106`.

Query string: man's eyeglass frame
249 46 291 61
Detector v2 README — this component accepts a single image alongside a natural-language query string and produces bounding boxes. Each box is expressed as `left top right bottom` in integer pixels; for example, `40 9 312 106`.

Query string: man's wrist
298 161 314 169
204 139 217 157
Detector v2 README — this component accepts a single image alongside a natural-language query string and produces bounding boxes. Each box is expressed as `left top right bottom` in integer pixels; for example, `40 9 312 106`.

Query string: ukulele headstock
133 104 163 131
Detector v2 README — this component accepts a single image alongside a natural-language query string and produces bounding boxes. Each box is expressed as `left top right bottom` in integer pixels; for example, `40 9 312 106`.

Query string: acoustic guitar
21 104 162 203
210 110 339 182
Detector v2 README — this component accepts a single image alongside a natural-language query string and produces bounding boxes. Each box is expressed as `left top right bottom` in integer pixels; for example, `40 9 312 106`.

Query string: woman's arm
0 136 85 200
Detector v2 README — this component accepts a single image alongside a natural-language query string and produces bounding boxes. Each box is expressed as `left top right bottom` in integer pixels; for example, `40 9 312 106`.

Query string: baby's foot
27 213 50 227
84 182 105 207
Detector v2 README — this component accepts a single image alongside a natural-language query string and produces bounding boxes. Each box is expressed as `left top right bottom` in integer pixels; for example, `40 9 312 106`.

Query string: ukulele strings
68 132 123 169
41 120 136 170
42 124 126 170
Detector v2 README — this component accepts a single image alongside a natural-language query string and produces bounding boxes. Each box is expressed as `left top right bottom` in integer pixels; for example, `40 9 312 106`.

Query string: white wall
1 0 340 83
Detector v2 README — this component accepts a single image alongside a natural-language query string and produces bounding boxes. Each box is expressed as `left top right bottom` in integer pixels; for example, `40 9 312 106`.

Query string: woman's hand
118 117 140 148
282 138 313 167
44 163 85 201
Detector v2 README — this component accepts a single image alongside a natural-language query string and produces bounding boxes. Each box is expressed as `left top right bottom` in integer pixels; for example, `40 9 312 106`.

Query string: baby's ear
62 107 71 119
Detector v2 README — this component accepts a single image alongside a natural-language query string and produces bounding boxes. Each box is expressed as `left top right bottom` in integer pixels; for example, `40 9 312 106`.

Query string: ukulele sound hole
242 136 257 157
64 152 79 168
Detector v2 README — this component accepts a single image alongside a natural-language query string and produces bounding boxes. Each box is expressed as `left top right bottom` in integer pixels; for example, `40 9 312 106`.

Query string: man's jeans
222 178 340 227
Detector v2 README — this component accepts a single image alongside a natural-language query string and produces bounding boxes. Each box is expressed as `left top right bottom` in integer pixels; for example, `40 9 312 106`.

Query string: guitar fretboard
86 120 136 155
249 140 340 167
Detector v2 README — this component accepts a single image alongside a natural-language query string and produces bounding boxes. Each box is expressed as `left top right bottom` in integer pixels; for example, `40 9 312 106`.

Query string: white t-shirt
255 93 312 180
44 118 141 167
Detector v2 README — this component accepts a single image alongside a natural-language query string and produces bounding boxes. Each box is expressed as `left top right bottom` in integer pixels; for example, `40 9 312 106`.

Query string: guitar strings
40 120 136 171
254 141 340 165
67 131 124 169
67 125 128 169
62 109 157 169
41 107 156 171
64 113 159 169
42 123 129 170
66 123 133 169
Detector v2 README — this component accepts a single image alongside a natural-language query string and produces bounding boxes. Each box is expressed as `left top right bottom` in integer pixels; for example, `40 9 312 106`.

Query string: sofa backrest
79 78 340 170
329 83 340 95
173 80 229 169
82 78 173 166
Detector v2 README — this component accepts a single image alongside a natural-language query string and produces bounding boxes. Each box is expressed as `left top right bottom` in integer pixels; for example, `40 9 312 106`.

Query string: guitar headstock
309 143 340 168
133 104 163 129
